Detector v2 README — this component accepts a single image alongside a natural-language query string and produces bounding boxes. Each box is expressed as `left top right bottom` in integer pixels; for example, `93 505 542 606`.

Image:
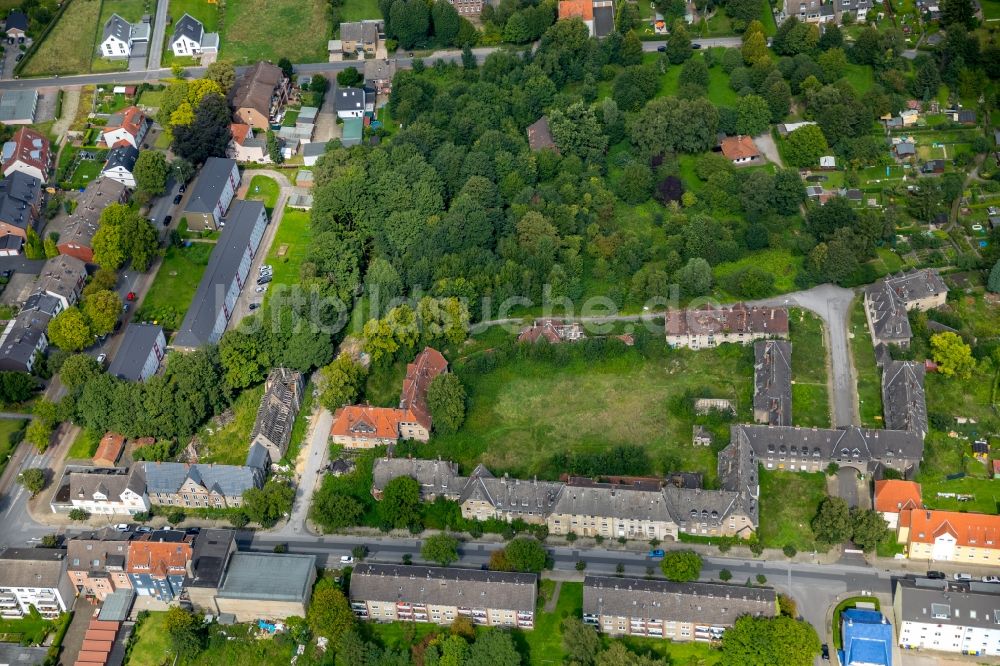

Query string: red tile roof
906 509 1000 549
2 127 49 174
874 479 922 514
93 432 125 466
126 539 192 576
102 106 146 147
330 405 405 440
399 347 447 430
230 123 252 145
559 0 594 20
720 135 760 161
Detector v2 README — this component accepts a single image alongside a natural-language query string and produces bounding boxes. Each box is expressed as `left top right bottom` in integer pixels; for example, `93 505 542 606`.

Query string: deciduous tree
134 151 169 197
659 550 702 581
851 508 887 552
931 332 975 378
317 353 367 412
17 468 45 496
378 476 422 529
812 496 852 544
242 479 295 527
421 533 460 566
47 308 92 352
427 373 466 434
307 579 356 642
721 615 821 666
82 290 122 337
736 94 771 136
164 607 204 659
562 617 601 665
785 124 830 168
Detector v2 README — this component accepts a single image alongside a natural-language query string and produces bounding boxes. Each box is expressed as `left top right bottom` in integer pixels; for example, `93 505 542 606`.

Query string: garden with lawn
161 0 218 66
0 609 62 646
789 308 831 428
262 209 313 289
758 468 827 551
411 338 753 482
221 0 329 64
245 175 280 212
195 385 265 465
91 0 151 72
134 242 214 330
849 298 884 427
67 427 101 460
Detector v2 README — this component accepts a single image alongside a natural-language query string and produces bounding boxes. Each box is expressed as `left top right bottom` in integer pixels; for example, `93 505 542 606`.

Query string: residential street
270 407 334 539
146 0 169 72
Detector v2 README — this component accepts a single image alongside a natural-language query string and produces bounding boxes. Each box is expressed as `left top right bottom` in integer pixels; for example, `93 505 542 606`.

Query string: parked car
173 194 182 204
163 215 172 226
96 353 107 366
657 45 666 52
691 43 701 49
249 303 260 310
122 303 130 313
179 183 187 193
255 285 267 293
259 265 273 273
954 572 973 581
821 644 829 660
340 555 354 565
256 275 272 286
648 549 665 559
126 291 136 301
983 576 1000 583
926 570 946 579
15 53 22 61
113 524 130 532
135 526 152 533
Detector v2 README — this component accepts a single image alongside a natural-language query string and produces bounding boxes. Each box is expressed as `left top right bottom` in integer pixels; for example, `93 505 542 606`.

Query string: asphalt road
146 0 169 71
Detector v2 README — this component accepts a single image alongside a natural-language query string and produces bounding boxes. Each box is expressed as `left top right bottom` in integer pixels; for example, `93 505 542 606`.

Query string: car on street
249 303 260 310
255 285 267 293
113 524 129 532
983 576 1000 583
259 265 273 273
126 291 136 301
163 215 172 226
821 644 829 660
122 303 130 312
691 43 701 49
256 275 272 286
657 45 666 52
340 555 354 565
15 53 22 61
954 572 973 581
173 194 183 204
179 183 187 193
926 570 946 579
96 353 107 366
135 526 152 533
647 549 665 559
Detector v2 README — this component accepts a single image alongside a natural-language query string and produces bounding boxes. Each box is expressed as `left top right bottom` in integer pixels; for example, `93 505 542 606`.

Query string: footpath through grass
136 243 213 331
789 308 831 428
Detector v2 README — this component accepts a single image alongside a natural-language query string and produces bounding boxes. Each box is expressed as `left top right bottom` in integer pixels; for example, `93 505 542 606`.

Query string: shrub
576 560 586 571
783 544 798 558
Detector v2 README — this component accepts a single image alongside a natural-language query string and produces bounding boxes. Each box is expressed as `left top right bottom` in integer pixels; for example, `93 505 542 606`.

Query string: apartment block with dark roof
894 577 1000 656
753 339 792 426
108 323 166 382
36 253 88 311
863 270 947 348
143 458 266 509
881 360 928 438
583 576 776 641
350 563 537 629
0 170 41 241
51 177 129 263
66 530 134 601
184 528 236 612
182 157 239 231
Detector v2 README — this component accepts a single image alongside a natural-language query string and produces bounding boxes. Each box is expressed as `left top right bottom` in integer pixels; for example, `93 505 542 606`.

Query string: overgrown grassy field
67 428 101 460
21 0 101 76
917 433 999 514
712 248 803 297
789 309 831 428
197 386 264 465
135 243 214 331
849 298 884 427
221 0 329 64
416 343 753 481
758 469 827 550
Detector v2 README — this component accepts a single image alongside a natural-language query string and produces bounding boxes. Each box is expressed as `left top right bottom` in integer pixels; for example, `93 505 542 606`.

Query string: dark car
173 194 182 204
657 45 666 52
926 570 946 579
15 53 23 61
163 215 172 226
185 527 201 535
256 275 272 286
249 303 260 311
179 183 186 193
691 43 701 49
821 644 829 660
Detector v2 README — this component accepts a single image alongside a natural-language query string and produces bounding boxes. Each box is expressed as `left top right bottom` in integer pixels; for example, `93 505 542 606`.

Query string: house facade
101 145 139 188
232 61 289 130
900 509 1000 565
582 576 776 641
334 88 365 119
0 549 74 619
719 135 762 165
1 127 50 181
182 157 239 230
350 563 537 629
68 467 150 515
0 171 42 241
340 20 380 54
126 531 193 601
66 531 133 601
170 13 219 57
894 577 1000 656
874 479 922 530
665 305 789 349
143 458 266 509
228 124 269 163
102 106 148 149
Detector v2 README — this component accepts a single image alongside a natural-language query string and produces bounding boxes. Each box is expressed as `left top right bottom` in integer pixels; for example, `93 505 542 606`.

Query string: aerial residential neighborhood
0 0 997 663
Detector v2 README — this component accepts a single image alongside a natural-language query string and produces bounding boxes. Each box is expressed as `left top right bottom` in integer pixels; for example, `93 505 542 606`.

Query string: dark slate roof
248 367 303 456
185 157 236 214
334 87 365 113
173 200 266 349
372 457 460 497
733 424 925 463
216 552 316 601
104 145 139 173
583 576 776 624
753 340 792 427
0 170 40 231
882 360 927 436
864 270 947 343
5 10 28 32
896 577 1000 630
185 528 235 589
171 13 204 46
107 323 163 381
143 461 264 497
0 299 53 369
104 13 132 43
593 3 614 37
244 442 269 469
351 563 537 612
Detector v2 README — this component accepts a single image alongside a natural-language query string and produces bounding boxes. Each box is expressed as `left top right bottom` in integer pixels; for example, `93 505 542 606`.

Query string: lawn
0 419 26 479
137 88 166 109
126 612 172 666
245 175 279 212
707 66 739 107
196 386 265 465
21 0 102 75
135 243 214 331
416 342 753 482
281 382 313 465
789 309 831 428
712 248 803 297
983 0 1000 19
263 209 313 288
221 0 329 64
67 428 101 460
757 469 827 551
0 610 58 645
843 64 874 94
58 147 108 190
848 298 883 427
339 0 382 22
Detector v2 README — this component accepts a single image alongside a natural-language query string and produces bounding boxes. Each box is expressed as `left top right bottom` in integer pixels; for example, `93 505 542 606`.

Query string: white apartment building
67 468 150 516
895 577 1000 657
0 549 74 619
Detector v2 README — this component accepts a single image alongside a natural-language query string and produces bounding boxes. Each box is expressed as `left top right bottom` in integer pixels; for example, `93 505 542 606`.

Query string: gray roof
104 13 132 43
143 461 264 497
733 423 925 464
552 482 671 523
104 145 139 173
66 532 131 573
593 3 614 36
753 340 792 426
340 20 379 43
461 469 563 516
0 548 66 588
50 178 128 251
0 90 37 123
351 563 537 612
69 466 145 501
0 645 46 666
248 367 303 457
583 576 776 624
882 360 927 436
174 200 267 349
185 528 235 589
895 577 1000 630
216 552 316 601
297 106 319 123
37 254 87 303
108 323 164 381
171 13 204 46
185 157 237 214
334 87 365 113
5 11 29 32
302 142 327 157
0 170 40 231
98 588 135 622
0 302 52 370
895 142 915 155
864 270 947 343
245 442 269 469
22 292 61 317
372 457 460 497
